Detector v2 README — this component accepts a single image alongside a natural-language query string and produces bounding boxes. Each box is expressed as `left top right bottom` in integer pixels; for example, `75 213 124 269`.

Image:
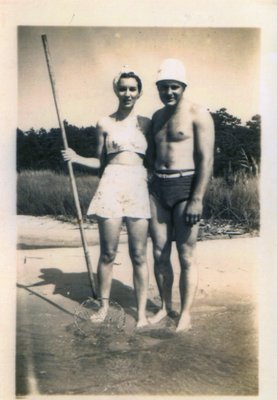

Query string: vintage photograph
15 25 261 397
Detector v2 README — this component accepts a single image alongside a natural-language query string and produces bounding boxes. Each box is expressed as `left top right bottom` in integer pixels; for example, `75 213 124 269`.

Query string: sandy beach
16 215 259 396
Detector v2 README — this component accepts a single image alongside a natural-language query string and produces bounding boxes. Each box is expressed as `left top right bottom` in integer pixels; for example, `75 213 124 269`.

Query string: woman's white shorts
87 164 151 219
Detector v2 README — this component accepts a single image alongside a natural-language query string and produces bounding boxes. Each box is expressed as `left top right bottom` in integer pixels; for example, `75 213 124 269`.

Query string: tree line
17 109 261 178
17 121 99 175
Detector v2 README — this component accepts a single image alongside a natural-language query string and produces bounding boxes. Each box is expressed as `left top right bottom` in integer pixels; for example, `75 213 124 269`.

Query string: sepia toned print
14 25 262 397
0 0 276 396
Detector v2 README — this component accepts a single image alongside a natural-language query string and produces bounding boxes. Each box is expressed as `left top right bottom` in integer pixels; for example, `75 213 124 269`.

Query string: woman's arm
61 122 105 169
62 148 100 168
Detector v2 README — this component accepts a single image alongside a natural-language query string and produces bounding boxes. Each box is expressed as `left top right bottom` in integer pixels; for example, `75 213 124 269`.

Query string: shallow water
16 291 258 396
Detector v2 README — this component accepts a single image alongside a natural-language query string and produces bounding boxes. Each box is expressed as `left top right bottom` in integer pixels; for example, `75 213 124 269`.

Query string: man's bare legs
173 201 199 332
90 217 122 323
126 218 149 328
149 195 174 324
149 197 199 332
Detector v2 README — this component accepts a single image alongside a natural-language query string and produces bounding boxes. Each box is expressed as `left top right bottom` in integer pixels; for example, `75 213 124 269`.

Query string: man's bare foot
90 307 108 323
148 308 167 324
176 313 192 333
136 317 149 329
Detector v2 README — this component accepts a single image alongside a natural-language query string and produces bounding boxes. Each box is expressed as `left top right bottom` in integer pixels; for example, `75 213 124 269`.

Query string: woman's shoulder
136 115 151 133
96 114 114 129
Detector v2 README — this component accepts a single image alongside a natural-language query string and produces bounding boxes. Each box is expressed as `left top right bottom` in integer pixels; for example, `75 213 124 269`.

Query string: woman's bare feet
176 313 192 333
136 317 149 329
90 307 108 323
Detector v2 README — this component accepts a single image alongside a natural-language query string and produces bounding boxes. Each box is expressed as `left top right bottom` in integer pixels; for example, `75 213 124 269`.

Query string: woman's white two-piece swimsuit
87 115 151 219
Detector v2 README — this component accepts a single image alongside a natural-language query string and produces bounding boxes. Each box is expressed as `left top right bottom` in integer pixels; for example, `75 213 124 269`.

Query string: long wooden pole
41 34 97 299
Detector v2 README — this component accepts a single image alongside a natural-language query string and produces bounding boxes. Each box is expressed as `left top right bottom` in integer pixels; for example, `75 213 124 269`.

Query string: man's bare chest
154 118 194 144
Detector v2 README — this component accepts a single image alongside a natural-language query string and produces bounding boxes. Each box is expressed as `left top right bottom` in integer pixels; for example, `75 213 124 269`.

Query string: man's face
157 80 185 107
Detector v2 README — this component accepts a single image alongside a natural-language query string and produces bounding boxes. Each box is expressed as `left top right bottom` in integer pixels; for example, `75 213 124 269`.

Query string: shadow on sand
17 267 158 321
16 267 258 397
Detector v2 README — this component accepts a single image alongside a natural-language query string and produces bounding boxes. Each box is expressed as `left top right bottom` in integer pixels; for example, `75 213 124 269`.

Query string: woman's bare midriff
107 151 144 166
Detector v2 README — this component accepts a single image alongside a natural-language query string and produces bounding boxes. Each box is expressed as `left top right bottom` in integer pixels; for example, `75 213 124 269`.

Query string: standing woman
62 68 151 328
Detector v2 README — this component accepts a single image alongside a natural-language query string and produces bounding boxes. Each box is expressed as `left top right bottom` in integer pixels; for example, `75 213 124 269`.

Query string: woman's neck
115 107 135 121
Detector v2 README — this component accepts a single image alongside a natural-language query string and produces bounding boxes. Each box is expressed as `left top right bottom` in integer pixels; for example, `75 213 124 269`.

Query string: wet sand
16 216 259 396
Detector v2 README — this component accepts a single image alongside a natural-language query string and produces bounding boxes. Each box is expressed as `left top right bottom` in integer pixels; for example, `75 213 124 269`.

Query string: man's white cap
156 58 187 86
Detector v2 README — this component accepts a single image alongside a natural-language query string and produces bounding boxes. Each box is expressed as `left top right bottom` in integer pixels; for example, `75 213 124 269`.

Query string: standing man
148 59 215 332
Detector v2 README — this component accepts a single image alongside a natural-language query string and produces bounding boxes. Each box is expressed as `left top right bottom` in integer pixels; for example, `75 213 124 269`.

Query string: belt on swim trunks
154 169 195 179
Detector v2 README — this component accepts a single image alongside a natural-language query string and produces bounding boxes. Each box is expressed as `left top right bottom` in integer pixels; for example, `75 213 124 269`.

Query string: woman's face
116 77 141 109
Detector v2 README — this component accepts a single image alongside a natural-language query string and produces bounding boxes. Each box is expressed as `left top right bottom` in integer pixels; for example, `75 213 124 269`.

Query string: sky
18 26 260 131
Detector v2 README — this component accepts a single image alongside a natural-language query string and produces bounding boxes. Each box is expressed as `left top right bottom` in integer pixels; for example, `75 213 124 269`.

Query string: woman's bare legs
90 217 122 322
126 218 149 328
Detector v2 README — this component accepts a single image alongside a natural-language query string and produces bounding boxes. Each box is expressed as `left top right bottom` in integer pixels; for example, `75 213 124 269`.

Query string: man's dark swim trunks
149 170 195 210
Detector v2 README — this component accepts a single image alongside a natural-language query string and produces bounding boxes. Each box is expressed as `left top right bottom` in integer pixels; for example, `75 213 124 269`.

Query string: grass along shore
17 169 260 234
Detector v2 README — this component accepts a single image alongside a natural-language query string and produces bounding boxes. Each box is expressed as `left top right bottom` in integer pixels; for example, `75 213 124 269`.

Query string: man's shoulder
187 101 214 136
188 101 212 124
189 102 210 117
151 107 165 122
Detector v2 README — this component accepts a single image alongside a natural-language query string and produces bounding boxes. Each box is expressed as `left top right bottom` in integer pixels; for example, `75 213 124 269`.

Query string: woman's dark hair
118 72 142 93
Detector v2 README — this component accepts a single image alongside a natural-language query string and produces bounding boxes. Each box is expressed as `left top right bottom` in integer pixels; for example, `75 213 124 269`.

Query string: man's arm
145 118 156 173
184 107 215 225
145 121 156 174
